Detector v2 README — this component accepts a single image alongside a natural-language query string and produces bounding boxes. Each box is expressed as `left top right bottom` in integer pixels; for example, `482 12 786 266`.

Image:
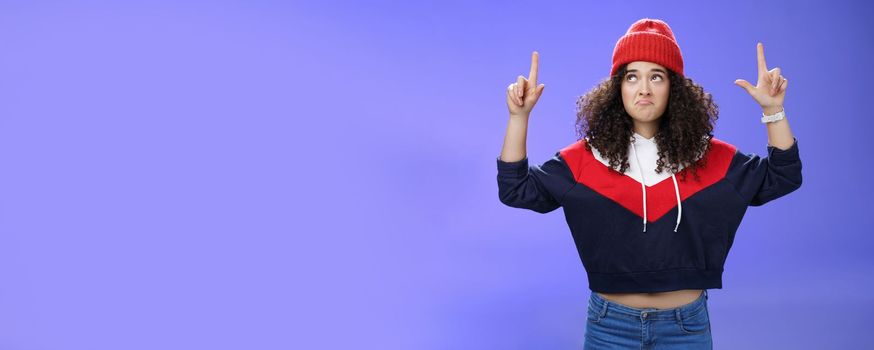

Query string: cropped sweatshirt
496 132 802 293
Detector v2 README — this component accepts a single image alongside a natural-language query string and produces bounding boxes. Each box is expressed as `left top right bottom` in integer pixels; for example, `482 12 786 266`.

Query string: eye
626 74 664 82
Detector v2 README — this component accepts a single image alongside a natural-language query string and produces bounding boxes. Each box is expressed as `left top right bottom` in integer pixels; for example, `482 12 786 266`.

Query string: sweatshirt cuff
766 137 799 166
497 156 529 177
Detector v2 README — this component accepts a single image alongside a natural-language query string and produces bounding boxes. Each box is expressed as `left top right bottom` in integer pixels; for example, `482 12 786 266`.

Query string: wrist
761 107 786 124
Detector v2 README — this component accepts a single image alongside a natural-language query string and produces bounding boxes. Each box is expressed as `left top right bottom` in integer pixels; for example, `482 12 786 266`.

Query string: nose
638 82 652 96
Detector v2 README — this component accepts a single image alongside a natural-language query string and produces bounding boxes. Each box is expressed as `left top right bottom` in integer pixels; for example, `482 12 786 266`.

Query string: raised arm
731 42 802 206
497 51 574 213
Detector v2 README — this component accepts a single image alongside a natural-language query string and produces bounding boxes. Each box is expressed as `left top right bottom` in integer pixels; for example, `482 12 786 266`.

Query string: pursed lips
636 100 653 105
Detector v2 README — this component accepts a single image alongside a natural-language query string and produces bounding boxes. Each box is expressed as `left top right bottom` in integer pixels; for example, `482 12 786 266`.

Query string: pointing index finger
757 42 768 77
529 51 539 87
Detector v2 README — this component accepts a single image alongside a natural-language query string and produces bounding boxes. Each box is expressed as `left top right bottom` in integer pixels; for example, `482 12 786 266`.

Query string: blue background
0 0 871 349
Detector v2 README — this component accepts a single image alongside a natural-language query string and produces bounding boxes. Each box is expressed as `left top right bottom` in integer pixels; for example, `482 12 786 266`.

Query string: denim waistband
588 289 708 321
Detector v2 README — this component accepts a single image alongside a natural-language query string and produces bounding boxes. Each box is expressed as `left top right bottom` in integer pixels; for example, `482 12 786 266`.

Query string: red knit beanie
611 18 684 78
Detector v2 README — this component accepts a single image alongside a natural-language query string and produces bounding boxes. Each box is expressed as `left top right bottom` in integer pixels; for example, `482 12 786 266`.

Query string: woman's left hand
734 42 787 111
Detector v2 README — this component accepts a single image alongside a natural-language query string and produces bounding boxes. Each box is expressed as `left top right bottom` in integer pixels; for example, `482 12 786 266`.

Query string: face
621 61 670 127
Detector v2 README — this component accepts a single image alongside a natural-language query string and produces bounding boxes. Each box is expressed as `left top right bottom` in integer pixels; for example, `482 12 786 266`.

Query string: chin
631 115 661 123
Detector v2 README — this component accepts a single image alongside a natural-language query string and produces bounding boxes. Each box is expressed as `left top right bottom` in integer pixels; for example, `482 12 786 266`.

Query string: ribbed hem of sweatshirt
587 268 723 293
496 156 529 178
765 137 799 166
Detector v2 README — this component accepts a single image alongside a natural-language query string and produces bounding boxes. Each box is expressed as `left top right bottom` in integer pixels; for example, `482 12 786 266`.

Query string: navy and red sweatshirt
496 133 802 293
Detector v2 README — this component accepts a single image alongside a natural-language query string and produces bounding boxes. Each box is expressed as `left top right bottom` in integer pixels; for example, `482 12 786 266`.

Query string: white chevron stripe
590 132 685 187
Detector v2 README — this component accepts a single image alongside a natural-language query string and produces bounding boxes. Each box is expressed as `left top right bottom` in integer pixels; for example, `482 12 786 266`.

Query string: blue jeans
584 290 712 349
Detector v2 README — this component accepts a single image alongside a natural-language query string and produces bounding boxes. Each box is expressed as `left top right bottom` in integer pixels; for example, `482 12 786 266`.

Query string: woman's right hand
506 51 546 117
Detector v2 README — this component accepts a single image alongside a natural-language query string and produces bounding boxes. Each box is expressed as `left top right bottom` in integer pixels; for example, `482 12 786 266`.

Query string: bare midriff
596 289 704 309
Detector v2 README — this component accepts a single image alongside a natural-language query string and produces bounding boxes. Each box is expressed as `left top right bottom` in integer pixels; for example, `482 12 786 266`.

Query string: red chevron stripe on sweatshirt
559 138 736 222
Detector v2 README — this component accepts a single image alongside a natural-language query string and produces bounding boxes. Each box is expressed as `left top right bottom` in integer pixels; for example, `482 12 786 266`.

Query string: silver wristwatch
761 109 785 123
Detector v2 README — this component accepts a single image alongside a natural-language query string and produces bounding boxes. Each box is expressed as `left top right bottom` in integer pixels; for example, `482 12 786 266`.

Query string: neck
633 123 659 140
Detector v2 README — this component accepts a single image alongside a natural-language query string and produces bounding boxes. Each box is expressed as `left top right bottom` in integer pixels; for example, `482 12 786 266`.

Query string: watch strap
761 109 785 123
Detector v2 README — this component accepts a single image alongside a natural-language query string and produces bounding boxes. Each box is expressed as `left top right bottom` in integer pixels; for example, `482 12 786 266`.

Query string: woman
496 18 801 349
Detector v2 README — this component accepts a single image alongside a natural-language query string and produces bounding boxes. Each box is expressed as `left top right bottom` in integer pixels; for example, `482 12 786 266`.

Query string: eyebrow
626 68 668 75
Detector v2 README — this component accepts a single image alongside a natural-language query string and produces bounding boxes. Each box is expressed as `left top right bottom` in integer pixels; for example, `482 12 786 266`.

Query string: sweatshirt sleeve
728 137 803 207
496 152 576 214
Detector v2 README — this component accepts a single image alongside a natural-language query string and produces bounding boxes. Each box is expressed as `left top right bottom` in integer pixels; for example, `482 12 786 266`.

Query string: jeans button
642 312 648 318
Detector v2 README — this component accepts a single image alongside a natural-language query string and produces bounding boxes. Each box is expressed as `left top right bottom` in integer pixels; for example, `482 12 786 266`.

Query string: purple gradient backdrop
0 0 871 349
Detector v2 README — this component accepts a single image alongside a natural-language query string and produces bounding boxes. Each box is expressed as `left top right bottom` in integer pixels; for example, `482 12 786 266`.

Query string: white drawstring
671 173 681 232
630 137 682 233
630 141 647 232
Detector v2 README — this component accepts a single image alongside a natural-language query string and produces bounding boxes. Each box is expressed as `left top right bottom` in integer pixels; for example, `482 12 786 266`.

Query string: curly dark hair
574 64 719 182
